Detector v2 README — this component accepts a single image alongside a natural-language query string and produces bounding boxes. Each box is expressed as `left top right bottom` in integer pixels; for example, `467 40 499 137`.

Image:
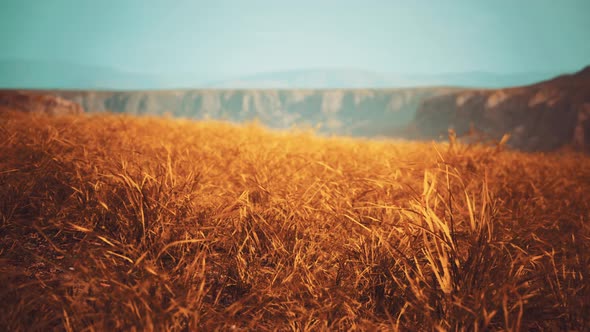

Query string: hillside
54 88 458 136
1 110 589 330
412 66 590 152
0 90 83 115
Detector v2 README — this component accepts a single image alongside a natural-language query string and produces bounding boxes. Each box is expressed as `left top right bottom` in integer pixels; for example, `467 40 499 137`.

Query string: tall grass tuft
1 110 589 330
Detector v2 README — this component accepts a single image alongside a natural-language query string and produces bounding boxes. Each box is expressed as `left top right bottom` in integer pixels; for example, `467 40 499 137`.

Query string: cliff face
413 67 590 152
0 90 83 115
55 88 457 136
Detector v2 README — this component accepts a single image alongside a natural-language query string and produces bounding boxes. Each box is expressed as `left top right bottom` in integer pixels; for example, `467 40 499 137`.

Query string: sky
1 0 589 81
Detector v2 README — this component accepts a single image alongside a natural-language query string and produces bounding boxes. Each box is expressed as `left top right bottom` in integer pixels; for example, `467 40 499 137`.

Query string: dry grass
1 110 589 331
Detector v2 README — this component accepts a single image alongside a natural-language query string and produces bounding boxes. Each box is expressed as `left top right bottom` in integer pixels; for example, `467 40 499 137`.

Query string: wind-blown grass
1 110 589 331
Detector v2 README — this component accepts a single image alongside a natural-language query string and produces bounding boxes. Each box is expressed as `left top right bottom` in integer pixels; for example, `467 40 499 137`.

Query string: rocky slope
55 88 457 137
0 90 83 115
412 66 590 152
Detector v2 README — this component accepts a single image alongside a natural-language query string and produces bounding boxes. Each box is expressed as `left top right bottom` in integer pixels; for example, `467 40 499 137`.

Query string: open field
1 111 589 331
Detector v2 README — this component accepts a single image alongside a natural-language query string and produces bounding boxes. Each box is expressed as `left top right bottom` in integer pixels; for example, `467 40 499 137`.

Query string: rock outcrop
0 90 83 115
412 66 590 152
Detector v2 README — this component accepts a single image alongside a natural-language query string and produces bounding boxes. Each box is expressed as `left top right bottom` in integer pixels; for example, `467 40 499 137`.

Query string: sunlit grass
1 110 589 331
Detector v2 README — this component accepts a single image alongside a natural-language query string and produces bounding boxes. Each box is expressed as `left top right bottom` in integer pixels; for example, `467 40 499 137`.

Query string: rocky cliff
412 66 590 152
0 90 83 115
55 88 457 136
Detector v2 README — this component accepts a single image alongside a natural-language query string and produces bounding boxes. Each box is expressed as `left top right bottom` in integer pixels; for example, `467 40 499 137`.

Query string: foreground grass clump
0 111 589 331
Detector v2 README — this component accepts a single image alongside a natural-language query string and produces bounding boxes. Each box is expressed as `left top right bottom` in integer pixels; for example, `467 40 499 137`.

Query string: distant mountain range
51 87 459 137
0 59 165 90
0 59 568 90
1 65 588 151
206 68 565 89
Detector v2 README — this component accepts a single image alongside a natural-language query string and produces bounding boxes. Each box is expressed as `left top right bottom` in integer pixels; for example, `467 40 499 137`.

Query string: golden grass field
1 110 589 331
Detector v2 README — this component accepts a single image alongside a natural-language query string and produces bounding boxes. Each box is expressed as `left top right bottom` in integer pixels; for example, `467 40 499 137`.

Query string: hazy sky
1 0 589 79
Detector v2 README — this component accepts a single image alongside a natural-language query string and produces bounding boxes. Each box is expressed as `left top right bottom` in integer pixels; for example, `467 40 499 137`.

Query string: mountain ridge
0 59 569 90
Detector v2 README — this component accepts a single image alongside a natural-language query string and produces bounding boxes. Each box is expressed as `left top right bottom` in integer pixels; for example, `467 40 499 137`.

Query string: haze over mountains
207 68 565 89
0 59 168 90
0 59 567 90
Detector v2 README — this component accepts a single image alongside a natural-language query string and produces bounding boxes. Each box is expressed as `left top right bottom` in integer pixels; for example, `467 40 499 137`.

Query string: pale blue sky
1 0 589 80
